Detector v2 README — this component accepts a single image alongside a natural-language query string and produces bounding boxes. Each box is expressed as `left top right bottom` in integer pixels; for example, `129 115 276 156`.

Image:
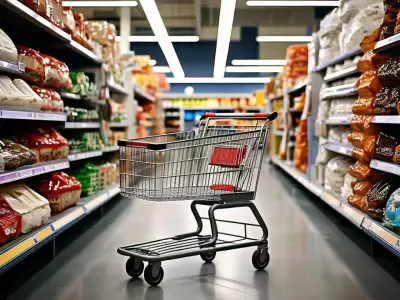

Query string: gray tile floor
8 163 400 300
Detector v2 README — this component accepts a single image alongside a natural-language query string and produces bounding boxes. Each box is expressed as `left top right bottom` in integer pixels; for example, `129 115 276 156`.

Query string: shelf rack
0 60 24 75
134 86 155 102
0 185 120 274
321 83 357 100
271 156 400 258
325 141 353 157
324 66 359 83
313 48 362 72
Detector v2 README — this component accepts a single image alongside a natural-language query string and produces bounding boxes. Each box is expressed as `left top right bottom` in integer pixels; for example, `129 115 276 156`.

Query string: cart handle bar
200 112 278 121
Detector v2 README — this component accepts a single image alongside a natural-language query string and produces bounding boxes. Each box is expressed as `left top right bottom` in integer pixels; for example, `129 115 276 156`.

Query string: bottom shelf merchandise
271 156 400 257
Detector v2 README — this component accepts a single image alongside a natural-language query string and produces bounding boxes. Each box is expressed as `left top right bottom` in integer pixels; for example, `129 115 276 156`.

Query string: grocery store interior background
1 0 400 299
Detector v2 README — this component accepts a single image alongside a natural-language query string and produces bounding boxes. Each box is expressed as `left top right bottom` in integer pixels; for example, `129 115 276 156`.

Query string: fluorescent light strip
116 36 200 42
232 59 287 66
214 0 237 78
257 36 312 42
166 77 271 83
139 0 185 78
63 1 138 7
153 66 171 73
246 1 339 6
226 66 283 73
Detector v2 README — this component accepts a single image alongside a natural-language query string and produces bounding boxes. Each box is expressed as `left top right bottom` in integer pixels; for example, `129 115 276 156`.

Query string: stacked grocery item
285 45 308 88
86 21 121 85
0 139 36 171
131 56 158 98
12 127 69 162
294 120 308 173
36 172 82 214
109 99 128 123
324 156 354 195
67 132 104 154
67 72 96 97
65 107 99 122
19 2 94 52
0 183 51 241
107 131 127 147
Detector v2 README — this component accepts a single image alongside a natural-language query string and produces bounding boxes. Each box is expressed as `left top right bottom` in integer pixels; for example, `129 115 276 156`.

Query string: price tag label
363 218 372 230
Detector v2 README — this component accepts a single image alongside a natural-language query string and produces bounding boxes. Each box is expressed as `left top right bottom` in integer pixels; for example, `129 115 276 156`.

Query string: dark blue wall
131 27 266 93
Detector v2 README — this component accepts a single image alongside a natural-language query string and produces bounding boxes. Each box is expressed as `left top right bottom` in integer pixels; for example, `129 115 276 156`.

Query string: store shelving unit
0 160 70 184
313 48 362 72
325 114 353 125
321 83 357 100
134 86 155 103
324 66 359 82
271 156 400 257
0 0 138 274
325 141 353 157
0 184 120 274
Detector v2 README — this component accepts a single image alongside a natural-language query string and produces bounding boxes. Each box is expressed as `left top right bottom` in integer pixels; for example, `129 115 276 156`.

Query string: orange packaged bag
348 194 367 211
347 132 377 157
353 181 373 196
352 97 376 115
349 160 385 182
351 148 371 163
355 71 381 97
360 26 382 53
350 115 380 134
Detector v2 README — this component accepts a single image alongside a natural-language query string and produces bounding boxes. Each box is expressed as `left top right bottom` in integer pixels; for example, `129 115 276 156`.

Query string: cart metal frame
117 112 277 286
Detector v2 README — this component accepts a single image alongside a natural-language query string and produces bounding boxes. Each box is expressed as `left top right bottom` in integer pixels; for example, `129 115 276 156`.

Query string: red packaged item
352 97 376 115
61 7 76 34
49 0 64 29
353 181 373 196
347 194 367 211
0 196 21 244
351 148 371 163
15 128 69 162
21 0 52 21
347 132 377 157
37 172 82 214
17 45 46 85
32 86 54 111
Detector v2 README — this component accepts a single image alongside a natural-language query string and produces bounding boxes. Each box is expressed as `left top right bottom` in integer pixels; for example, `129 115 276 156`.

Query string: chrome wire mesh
119 119 268 201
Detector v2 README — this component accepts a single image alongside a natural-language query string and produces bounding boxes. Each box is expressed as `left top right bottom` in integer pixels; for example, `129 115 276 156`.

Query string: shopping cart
117 112 277 286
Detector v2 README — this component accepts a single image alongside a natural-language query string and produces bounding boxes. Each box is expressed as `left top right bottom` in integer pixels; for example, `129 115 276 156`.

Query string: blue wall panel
131 27 267 93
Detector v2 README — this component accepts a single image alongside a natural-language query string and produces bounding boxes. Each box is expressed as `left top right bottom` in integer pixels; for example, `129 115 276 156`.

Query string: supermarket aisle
6 161 400 300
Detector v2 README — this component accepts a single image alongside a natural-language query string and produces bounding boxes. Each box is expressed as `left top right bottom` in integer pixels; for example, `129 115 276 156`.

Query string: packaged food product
0 29 18 64
349 160 385 182
351 147 370 163
12 79 44 110
380 13 397 39
71 163 100 196
13 128 68 162
20 0 51 21
355 70 381 97
383 188 400 232
324 156 354 194
61 7 77 34
37 172 82 214
350 115 380 134
353 181 373 196
352 97 376 115
373 86 400 114
375 132 398 162
360 26 382 53
31 86 63 111
0 196 21 244
348 194 367 211
357 51 375 73
393 144 400 164
366 180 398 220
346 132 377 157
17 45 46 85
0 191 33 233
378 56 400 87
0 139 36 167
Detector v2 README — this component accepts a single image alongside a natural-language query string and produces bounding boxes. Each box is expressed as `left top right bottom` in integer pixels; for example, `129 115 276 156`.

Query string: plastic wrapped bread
0 191 34 233
0 75 30 108
13 79 45 110
0 197 21 243
0 29 18 64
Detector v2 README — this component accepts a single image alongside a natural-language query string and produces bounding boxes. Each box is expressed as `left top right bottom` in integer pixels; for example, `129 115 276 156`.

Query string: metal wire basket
118 112 276 202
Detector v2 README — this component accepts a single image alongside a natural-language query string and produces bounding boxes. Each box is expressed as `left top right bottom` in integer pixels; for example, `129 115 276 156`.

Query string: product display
0 139 36 170
67 132 104 153
70 163 100 196
0 29 18 64
36 172 82 214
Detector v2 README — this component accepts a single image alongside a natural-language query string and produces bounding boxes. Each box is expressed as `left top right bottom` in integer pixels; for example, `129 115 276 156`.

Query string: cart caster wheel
252 249 270 270
144 264 164 286
200 252 216 263
126 257 144 278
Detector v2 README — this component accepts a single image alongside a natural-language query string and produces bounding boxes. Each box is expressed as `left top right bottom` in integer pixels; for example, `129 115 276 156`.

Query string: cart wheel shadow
125 277 164 299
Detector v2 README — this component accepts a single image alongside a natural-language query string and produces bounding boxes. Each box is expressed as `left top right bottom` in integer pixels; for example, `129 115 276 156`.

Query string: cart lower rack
117 112 277 286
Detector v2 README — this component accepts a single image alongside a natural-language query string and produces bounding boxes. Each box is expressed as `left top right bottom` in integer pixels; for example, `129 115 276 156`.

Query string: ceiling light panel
153 66 171 73
139 0 184 78
226 66 283 73
246 1 339 6
63 1 138 7
232 59 287 66
166 77 271 83
257 36 313 42
213 0 237 78
115 36 200 42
